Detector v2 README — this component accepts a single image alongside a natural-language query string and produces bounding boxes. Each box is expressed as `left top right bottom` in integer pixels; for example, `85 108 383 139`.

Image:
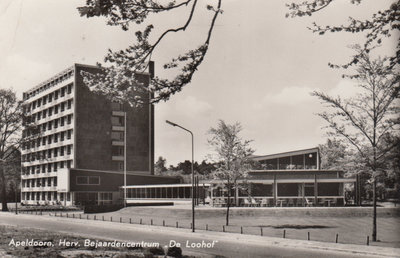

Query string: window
67 145 71 155
48 93 53 102
54 148 58 157
60 161 64 168
47 149 52 158
67 130 72 139
54 90 59 100
76 176 100 185
67 84 72 94
67 160 71 168
47 163 51 173
67 115 72 124
60 146 64 156
61 102 65 112
42 137 46 145
54 105 58 114
43 96 47 105
111 132 124 141
60 131 64 141
61 87 65 97
76 176 88 185
48 107 53 116
54 133 58 143
118 162 123 171
111 116 124 126
48 135 52 144
112 146 124 156
89 176 100 185
54 119 58 129
48 121 52 130
60 117 65 126
47 178 51 186
53 162 58 172
68 99 72 109
111 102 122 111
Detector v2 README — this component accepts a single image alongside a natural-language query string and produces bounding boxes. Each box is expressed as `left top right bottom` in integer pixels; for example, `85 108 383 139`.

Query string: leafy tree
77 0 223 105
0 90 23 211
154 156 167 175
319 138 349 170
287 0 399 69
312 48 400 241
197 160 216 175
208 120 254 226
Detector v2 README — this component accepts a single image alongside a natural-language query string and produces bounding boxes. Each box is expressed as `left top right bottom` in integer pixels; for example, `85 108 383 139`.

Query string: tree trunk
372 178 377 241
0 166 9 212
226 184 230 226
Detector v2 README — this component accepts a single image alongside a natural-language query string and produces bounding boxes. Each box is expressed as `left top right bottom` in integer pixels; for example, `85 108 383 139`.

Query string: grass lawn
0 225 184 258
72 206 400 248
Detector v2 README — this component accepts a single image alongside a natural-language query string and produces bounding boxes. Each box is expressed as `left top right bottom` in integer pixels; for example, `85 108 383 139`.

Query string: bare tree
287 0 400 69
208 120 254 226
0 89 23 211
78 0 223 105
312 47 400 241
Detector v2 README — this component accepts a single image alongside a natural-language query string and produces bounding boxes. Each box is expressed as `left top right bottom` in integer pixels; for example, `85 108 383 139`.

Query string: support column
210 185 213 206
314 174 318 206
273 174 277 207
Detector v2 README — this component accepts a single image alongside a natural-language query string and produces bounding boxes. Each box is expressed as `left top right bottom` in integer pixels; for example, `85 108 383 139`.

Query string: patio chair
260 198 268 207
305 198 313 207
288 198 295 207
251 198 260 207
244 198 251 207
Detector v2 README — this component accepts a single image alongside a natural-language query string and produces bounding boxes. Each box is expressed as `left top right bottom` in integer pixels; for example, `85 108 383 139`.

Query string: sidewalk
1 212 399 257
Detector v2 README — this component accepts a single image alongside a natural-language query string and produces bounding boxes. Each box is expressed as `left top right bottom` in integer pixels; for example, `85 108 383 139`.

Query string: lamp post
166 120 195 232
124 111 127 207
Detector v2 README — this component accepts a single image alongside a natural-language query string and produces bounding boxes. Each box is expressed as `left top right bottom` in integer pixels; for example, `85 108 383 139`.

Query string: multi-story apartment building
20 63 162 206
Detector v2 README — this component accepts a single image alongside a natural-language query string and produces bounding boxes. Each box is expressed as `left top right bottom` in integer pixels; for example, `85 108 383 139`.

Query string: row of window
22 142 73 162
24 70 73 100
22 192 71 202
22 177 57 188
23 128 73 151
26 83 73 110
76 176 100 185
24 100 73 128
22 160 72 175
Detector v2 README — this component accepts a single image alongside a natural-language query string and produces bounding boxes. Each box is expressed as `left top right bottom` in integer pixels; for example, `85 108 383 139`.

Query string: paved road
0 213 397 258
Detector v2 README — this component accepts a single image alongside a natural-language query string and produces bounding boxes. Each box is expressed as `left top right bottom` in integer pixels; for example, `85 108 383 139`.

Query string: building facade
207 147 356 207
20 64 156 205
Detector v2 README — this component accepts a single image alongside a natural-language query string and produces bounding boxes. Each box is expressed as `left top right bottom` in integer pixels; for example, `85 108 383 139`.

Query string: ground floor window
99 192 113 205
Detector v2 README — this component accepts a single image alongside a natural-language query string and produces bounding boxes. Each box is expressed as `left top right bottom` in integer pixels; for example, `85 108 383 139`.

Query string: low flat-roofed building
204 147 357 207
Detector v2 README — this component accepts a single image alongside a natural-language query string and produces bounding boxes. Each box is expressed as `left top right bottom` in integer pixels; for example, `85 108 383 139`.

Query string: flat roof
251 147 319 161
122 183 211 188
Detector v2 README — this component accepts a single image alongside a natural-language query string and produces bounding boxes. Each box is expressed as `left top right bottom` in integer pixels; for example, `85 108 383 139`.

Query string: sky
0 0 397 166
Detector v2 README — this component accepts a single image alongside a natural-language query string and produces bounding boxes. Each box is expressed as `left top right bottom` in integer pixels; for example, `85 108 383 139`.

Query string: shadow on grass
271 224 334 229
248 224 335 229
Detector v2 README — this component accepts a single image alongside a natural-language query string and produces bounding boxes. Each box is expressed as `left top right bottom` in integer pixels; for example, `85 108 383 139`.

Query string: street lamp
165 120 195 232
124 111 127 207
